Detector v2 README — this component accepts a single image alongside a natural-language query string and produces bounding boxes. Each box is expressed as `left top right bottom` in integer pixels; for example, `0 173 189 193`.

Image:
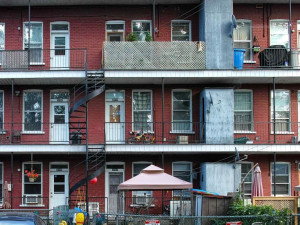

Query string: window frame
23 21 43 64
234 90 253 132
50 21 70 34
270 89 291 133
0 91 4 131
172 161 192 197
0 23 5 66
240 162 253 199
132 162 153 199
132 90 153 131
22 162 43 205
171 89 192 132
23 89 43 133
233 19 253 62
171 20 192 41
270 19 290 48
131 20 152 41
270 162 290 196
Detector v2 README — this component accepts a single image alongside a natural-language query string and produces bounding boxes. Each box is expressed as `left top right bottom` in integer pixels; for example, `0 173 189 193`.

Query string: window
234 91 253 131
0 163 3 203
50 91 69 102
0 91 3 130
23 162 42 204
171 20 191 41
173 162 192 196
0 23 4 63
270 90 290 132
132 162 152 204
270 20 289 48
132 90 152 131
241 163 253 199
23 22 43 63
23 90 43 132
132 21 151 41
172 90 192 132
271 162 290 196
106 21 125 42
233 20 252 61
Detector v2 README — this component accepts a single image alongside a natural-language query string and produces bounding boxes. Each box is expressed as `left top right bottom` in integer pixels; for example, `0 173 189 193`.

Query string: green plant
126 32 138 42
145 32 152 42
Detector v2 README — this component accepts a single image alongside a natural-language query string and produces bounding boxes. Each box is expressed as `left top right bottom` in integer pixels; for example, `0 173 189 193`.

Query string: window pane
270 21 289 48
173 111 190 121
133 163 151 177
51 92 69 100
174 163 191 171
0 24 4 49
24 164 41 174
133 92 151 111
54 185 65 193
271 163 290 195
24 23 43 44
106 92 124 101
0 92 3 111
173 101 190 110
51 24 68 31
24 184 41 194
132 22 151 41
24 112 41 131
172 21 190 41
24 92 42 111
235 22 250 40
173 92 190 101
106 23 124 30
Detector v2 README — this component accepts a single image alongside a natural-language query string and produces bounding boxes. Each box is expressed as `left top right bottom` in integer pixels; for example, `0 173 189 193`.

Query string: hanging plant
25 170 38 182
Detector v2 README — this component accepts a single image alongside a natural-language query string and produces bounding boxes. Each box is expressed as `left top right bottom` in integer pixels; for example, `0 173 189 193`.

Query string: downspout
28 0 31 69
273 153 276 196
152 0 156 41
273 77 276 196
11 80 14 143
10 153 13 207
162 78 164 143
289 0 292 49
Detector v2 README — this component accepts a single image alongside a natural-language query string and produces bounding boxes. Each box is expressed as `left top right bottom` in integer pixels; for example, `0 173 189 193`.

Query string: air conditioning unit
24 195 39 204
177 136 188 144
170 200 191 217
77 202 99 216
133 194 152 205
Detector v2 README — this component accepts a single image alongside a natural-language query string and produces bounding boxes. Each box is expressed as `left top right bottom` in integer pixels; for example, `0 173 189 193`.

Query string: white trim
270 19 290 48
234 89 253 132
23 21 44 63
50 21 70 34
0 90 4 130
132 89 153 131
22 161 43 206
22 89 43 132
49 162 69 171
105 90 125 102
50 89 70 102
270 162 291 196
131 20 152 41
234 19 253 61
171 89 192 132
171 20 191 41
106 20 125 32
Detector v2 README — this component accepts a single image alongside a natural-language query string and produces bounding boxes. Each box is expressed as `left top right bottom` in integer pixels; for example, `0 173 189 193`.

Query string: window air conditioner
77 202 99 216
24 195 39 204
133 194 152 205
170 200 191 217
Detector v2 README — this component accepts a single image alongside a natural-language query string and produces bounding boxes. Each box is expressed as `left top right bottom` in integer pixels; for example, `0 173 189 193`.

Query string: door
107 33 123 41
50 34 70 69
108 172 123 213
50 102 69 144
105 102 125 143
49 171 69 209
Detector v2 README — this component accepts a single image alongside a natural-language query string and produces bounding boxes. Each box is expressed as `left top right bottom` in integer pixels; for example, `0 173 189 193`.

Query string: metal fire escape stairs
69 70 106 200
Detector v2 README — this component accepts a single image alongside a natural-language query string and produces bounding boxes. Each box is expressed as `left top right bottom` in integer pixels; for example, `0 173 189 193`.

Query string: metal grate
103 41 206 70
1 51 29 70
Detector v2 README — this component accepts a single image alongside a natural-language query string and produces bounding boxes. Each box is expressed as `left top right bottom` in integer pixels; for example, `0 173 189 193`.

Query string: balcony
0 49 86 71
105 122 300 145
103 41 206 70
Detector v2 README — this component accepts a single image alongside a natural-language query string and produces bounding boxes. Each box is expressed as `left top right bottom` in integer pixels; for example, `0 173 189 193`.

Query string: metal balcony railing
105 121 300 145
0 49 86 71
103 41 206 70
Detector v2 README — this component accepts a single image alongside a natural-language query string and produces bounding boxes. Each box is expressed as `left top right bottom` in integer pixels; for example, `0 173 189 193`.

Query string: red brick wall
0 5 199 70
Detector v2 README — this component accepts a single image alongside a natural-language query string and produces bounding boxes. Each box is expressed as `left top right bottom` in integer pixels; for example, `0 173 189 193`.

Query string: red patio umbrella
252 166 264 199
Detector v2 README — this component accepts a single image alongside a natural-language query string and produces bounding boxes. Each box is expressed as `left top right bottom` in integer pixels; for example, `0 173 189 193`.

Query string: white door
108 172 123 213
50 102 69 144
105 102 125 143
49 171 69 209
50 34 70 69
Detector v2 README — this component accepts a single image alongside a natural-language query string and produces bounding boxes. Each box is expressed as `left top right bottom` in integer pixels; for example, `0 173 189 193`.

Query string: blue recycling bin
234 49 246 69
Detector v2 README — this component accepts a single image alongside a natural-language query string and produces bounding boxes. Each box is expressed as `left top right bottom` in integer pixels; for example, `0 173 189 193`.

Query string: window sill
170 131 195 134
270 131 294 135
244 60 256 64
234 131 256 134
19 204 45 208
22 131 45 135
30 62 45 66
130 131 154 134
130 204 155 208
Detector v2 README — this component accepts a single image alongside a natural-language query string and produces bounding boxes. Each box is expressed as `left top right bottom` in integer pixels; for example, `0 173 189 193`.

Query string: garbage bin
290 50 300 69
234 49 246 69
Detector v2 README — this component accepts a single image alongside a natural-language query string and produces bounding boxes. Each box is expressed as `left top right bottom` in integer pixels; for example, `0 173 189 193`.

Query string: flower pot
29 178 35 182
253 46 261 53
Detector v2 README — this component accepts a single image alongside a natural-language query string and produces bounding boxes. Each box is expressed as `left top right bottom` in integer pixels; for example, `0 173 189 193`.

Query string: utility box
200 88 234 144
200 163 241 196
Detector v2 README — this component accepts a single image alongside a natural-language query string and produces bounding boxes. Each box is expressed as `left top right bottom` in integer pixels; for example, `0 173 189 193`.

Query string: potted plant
253 35 260 53
126 32 138 42
25 169 38 182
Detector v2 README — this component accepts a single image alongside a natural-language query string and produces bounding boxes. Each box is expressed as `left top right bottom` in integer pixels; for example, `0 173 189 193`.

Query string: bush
126 33 138 42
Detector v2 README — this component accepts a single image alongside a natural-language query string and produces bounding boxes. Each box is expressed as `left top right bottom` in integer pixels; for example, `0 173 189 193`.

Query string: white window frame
270 90 291 133
0 23 5 66
23 90 43 133
270 19 289 48
131 20 152 41
106 20 125 41
171 20 191 41
50 89 70 103
22 162 43 206
234 19 253 62
0 163 3 204
172 89 192 132
23 21 43 64
234 90 253 133
132 90 153 131
0 91 4 131
50 21 69 34
172 161 192 197
240 162 253 199
270 162 290 196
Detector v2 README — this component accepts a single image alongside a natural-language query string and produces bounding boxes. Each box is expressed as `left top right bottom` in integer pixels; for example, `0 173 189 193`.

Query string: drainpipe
273 78 276 143
152 0 156 41
28 0 31 69
11 79 14 144
273 153 276 196
162 78 164 143
289 0 292 50
10 153 13 207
